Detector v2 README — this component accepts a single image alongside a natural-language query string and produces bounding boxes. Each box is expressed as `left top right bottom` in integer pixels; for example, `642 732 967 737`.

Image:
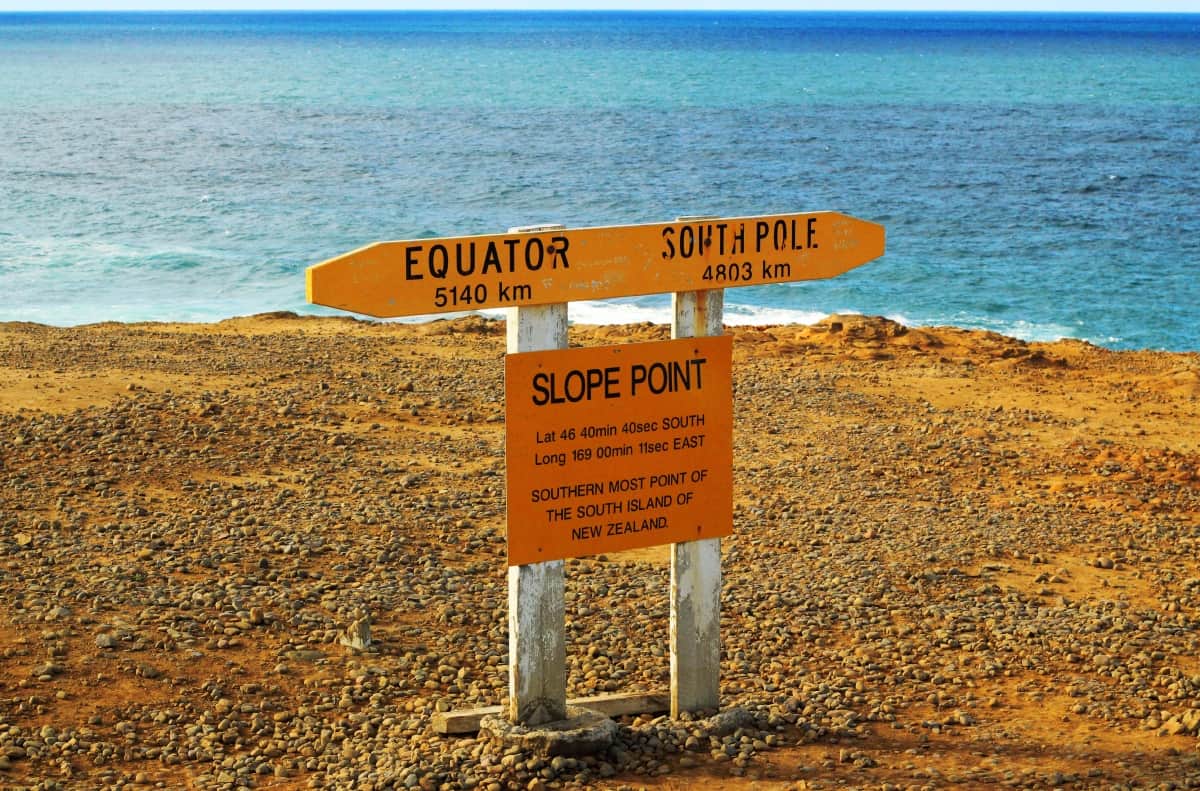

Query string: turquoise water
1 12 1197 350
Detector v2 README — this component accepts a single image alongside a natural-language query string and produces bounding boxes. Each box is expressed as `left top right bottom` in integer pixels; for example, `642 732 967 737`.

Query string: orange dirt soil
1 312 1198 790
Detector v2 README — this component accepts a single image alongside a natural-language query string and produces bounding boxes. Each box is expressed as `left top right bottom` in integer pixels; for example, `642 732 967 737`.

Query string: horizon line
3 6 1198 12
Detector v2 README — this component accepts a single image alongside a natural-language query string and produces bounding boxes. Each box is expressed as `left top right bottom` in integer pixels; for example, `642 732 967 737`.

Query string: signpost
506 289 570 727
307 210 885 729
307 211 884 317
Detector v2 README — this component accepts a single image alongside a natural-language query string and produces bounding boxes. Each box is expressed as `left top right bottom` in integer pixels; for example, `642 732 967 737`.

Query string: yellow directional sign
306 211 884 318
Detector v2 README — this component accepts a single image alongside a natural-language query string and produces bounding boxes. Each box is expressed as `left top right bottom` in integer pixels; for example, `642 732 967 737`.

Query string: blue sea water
0 11 1197 350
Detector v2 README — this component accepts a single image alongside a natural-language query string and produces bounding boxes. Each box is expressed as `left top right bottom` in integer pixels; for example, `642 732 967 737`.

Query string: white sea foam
721 303 828 327
515 300 913 330
566 300 672 326
511 299 841 328
479 302 1083 349
944 315 1079 344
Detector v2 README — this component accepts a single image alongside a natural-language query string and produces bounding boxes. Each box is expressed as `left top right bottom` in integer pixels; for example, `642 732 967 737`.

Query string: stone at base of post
670 537 721 716
480 705 617 758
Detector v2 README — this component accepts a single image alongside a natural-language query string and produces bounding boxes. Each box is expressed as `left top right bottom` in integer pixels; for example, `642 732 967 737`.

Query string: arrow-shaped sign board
306 211 885 318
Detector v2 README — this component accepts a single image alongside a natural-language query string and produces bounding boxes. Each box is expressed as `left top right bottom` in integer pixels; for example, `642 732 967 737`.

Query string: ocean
1 11 1197 351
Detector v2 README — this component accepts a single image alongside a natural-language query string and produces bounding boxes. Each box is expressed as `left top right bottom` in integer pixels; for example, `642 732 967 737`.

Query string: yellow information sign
307 211 884 318
505 336 733 566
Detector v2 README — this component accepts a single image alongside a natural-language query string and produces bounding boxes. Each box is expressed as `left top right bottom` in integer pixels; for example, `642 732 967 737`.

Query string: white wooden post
670 287 724 716
507 225 569 726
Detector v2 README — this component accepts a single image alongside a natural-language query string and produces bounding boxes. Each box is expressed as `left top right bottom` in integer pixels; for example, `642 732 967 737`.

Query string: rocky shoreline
1 313 1198 790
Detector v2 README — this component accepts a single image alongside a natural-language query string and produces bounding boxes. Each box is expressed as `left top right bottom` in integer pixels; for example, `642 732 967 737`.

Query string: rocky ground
0 312 1198 791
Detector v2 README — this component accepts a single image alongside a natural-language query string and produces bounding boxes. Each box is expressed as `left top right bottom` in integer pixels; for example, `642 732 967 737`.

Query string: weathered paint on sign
307 211 885 318
505 336 733 566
